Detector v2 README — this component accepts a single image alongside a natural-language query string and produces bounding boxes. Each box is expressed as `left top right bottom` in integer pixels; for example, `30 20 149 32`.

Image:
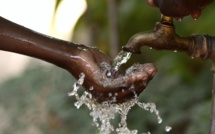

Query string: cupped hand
147 0 213 19
68 45 157 103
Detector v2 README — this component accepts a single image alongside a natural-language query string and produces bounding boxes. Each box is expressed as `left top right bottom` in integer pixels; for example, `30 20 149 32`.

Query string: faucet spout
123 15 194 56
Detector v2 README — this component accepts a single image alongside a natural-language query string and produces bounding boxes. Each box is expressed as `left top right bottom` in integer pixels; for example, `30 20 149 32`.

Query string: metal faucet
123 15 214 61
123 14 215 134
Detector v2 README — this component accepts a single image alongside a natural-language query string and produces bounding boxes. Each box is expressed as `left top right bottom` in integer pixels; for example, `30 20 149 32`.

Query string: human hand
69 45 157 103
147 0 213 19
0 16 156 104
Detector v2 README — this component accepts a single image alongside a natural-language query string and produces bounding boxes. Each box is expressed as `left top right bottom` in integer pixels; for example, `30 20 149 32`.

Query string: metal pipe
210 72 215 134
107 0 119 58
207 36 215 134
123 15 210 60
123 15 215 134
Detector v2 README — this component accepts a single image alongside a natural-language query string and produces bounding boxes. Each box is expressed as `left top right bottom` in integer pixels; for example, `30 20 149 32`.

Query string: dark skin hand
0 16 157 103
147 0 214 19
72 45 157 103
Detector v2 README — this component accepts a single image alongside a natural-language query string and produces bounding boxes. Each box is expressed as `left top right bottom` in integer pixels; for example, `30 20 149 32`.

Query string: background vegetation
0 0 215 133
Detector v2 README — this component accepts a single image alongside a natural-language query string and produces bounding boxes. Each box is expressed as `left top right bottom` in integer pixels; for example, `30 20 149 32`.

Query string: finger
147 0 157 7
115 64 157 102
125 63 157 83
141 63 157 78
191 10 201 20
125 71 149 86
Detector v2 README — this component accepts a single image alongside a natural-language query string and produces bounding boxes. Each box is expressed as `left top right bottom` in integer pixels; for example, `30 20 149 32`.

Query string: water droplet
78 72 85 85
131 130 138 133
158 117 163 124
90 46 98 50
165 126 172 132
106 71 112 78
129 85 138 98
88 93 92 99
191 10 201 20
112 97 117 102
176 17 182 22
77 46 86 51
89 86 94 91
74 102 81 109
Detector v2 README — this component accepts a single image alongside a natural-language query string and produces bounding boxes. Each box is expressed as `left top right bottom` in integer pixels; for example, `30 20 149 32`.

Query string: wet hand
147 0 213 19
70 45 157 103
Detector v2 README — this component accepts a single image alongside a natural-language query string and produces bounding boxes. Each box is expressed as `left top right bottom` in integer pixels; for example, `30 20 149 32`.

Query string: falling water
68 50 171 133
68 73 172 134
68 72 85 98
107 50 131 77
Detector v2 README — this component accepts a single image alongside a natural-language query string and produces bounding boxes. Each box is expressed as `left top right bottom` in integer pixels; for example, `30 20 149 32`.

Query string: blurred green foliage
0 63 98 134
1 0 215 134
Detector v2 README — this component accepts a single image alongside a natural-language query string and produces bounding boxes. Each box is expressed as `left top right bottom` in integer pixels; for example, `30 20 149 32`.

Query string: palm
69 46 157 103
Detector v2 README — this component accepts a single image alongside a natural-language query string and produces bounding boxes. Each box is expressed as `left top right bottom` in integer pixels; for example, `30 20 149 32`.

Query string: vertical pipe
208 36 215 134
210 71 215 134
107 0 119 58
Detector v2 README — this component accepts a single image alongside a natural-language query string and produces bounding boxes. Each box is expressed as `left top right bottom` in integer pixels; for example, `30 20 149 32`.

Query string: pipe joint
191 35 210 59
123 16 193 55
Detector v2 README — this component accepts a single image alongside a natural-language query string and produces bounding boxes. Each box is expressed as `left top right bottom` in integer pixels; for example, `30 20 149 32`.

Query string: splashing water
68 73 85 97
107 50 132 77
165 126 172 132
68 73 172 134
136 102 163 124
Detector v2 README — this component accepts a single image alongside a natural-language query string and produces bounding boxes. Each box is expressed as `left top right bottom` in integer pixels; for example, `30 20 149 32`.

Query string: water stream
68 50 172 134
107 51 132 78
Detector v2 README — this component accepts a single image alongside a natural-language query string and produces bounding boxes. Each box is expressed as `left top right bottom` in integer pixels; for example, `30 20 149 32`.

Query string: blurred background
0 0 215 133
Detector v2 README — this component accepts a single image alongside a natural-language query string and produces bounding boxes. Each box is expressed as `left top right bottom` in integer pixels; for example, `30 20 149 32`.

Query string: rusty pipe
123 15 211 60
124 15 215 134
